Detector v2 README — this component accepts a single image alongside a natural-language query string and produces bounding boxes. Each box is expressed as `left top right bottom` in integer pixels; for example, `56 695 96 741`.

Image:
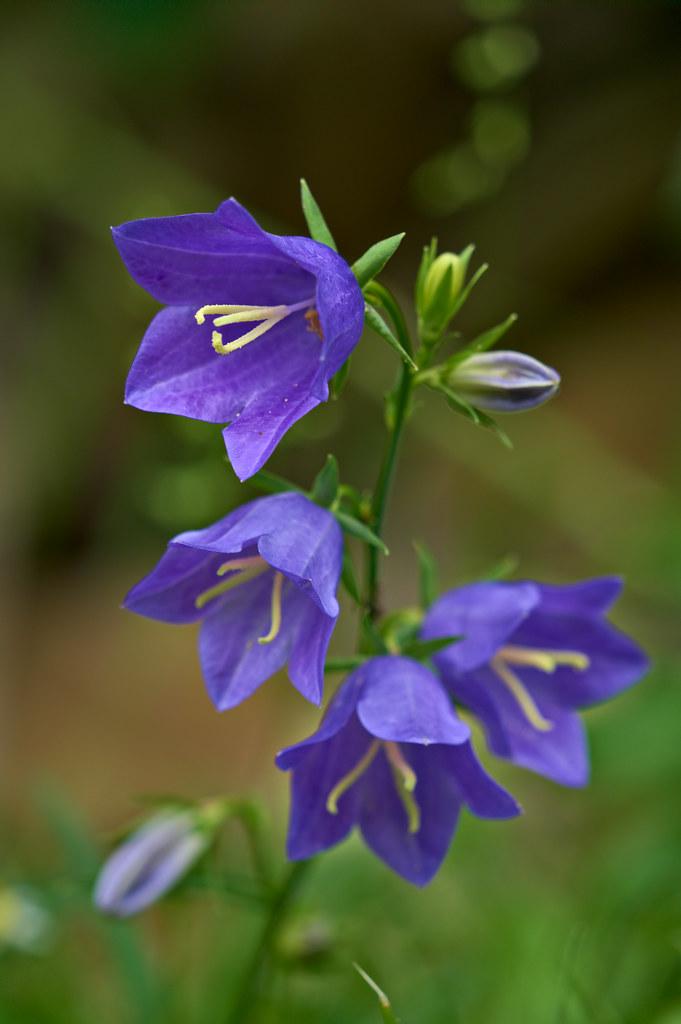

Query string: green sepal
341 547 362 604
360 614 389 655
414 541 439 609
353 963 399 1024
352 233 405 289
325 655 368 672
442 313 518 372
299 179 337 251
365 303 418 370
401 635 461 660
334 510 389 554
423 379 513 448
379 607 423 653
251 469 305 495
448 257 488 319
330 357 351 400
415 236 438 311
311 454 339 508
482 552 520 580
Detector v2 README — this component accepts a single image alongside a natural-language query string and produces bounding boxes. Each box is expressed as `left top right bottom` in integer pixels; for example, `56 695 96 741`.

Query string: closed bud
423 253 466 311
417 244 476 344
448 351 560 412
94 805 218 917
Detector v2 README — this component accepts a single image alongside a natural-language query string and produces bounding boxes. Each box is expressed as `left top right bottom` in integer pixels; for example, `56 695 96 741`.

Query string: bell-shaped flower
448 351 560 412
94 808 211 917
422 578 649 786
124 492 343 710
113 199 365 481
276 656 520 886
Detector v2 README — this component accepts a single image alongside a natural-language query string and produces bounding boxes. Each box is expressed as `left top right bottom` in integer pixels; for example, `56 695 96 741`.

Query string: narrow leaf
341 548 362 603
325 655 368 672
360 615 390 655
468 312 518 355
482 553 520 581
365 304 418 370
311 454 339 508
330 357 351 400
334 510 389 554
449 260 488 318
414 541 438 609
402 635 461 660
300 179 337 250
353 963 400 1024
352 233 405 288
251 470 305 495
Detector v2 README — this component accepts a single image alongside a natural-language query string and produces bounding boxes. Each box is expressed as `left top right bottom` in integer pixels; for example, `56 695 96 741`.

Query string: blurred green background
3 0 681 1021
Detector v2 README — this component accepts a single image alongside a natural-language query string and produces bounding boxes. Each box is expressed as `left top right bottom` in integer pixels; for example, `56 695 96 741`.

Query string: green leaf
467 312 518 355
330 356 351 399
360 614 390 655
402 635 461 660
251 470 304 495
352 233 405 288
311 454 339 507
334 510 389 554
414 541 438 608
325 655 368 672
365 304 418 370
341 548 362 603
299 178 337 250
482 552 520 580
475 407 514 449
353 963 400 1024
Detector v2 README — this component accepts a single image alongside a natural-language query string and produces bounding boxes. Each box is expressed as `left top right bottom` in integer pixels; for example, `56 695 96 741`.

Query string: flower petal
123 543 226 624
287 600 336 707
424 581 539 672
531 577 623 617
356 657 470 746
442 742 521 819
275 674 365 771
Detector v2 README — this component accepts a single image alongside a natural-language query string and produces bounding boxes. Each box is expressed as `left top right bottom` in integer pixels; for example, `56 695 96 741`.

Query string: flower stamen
326 740 381 814
491 655 554 732
384 742 421 833
499 645 590 673
194 299 316 356
258 571 284 645
194 556 269 610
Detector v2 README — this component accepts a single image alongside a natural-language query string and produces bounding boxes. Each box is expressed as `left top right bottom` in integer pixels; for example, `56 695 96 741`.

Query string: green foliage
352 234 406 289
300 179 338 251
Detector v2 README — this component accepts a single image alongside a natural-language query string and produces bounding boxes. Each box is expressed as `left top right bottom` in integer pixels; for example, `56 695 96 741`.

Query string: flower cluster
95 188 648 912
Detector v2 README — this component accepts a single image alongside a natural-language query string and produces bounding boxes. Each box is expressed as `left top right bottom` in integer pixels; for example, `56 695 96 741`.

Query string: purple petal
358 746 463 886
531 577 623 617
287 600 336 708
198 572 310 710
442 742 521 819
123 543 226 624
276 673 365 771
510 612 649 709
281 715 371 860
444 664 590 787
356 657 470 745
112 204 313 307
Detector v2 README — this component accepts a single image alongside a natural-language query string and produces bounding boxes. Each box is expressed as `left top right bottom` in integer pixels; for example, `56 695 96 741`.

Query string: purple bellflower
422 578 649 787
124 492 343 710
276 656 520 886
94 809 209 917
112 200 365 481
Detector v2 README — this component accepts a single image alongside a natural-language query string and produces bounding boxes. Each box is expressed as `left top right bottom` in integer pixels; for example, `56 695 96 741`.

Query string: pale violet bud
449 351 560 412
94 808 213 917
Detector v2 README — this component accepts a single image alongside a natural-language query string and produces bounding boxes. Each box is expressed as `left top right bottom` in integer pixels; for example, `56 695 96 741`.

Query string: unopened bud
449 351 559 412
423 253 466 311
94 808 212 917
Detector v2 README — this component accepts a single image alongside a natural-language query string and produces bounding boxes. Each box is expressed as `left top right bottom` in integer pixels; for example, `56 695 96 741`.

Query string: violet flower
113 199 365 481
276 656 520 886
94 809 209 917
422 578 649 786
124 492 343 710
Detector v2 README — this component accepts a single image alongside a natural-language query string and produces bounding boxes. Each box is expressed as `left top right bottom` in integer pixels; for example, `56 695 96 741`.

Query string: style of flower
94 809 210 917
276 656 520 885
124 492 343 710
112 199 365 481
422 578 649 786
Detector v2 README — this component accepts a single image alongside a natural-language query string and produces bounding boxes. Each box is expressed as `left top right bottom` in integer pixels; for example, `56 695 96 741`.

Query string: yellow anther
194 557 268 610
500 645 590 673
258 571 284 645
491 655 554 732
194 299 315 356
326 741 381 814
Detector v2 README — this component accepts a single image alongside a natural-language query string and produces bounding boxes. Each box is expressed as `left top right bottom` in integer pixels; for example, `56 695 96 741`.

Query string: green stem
364 284 415 620
225 860 312 1024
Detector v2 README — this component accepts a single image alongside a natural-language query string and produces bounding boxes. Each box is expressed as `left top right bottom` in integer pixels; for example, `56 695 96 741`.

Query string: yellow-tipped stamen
194 557 269 610
326 741 381 815
491 656 554 732
194 299 315 356
500 645 590 673
384 742 420 834
258 572 284 645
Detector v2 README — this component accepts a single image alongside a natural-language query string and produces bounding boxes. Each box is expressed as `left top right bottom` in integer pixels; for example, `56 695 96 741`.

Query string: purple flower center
326 739 421 834
193 555 286 645
194 297 318 356
490 644 590 732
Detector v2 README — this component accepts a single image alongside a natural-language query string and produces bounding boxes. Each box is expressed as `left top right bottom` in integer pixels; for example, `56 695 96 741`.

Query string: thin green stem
364 284 415 620
225 860 312 1024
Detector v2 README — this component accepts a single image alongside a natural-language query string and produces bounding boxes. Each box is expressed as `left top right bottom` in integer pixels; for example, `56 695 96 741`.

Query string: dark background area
2 1 681 1021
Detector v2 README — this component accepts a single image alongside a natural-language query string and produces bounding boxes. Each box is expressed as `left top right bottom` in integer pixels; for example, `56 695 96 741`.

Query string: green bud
422 253 466 311
416 243 477 346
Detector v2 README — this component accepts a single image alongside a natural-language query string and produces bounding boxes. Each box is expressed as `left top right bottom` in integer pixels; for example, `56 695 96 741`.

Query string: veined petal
356 657 470 746
531 577 623 617
425 582 539 673
123 544 225 624
288 601 336 707
276 673 366 771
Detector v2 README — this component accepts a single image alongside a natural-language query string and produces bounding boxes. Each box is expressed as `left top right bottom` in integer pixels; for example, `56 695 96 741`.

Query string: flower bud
94 808 212 917
417 244 476 344
422 253 466 312
448 351 559 412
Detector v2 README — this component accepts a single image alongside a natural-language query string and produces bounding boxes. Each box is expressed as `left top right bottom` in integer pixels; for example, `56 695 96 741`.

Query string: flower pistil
490 644 590 732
